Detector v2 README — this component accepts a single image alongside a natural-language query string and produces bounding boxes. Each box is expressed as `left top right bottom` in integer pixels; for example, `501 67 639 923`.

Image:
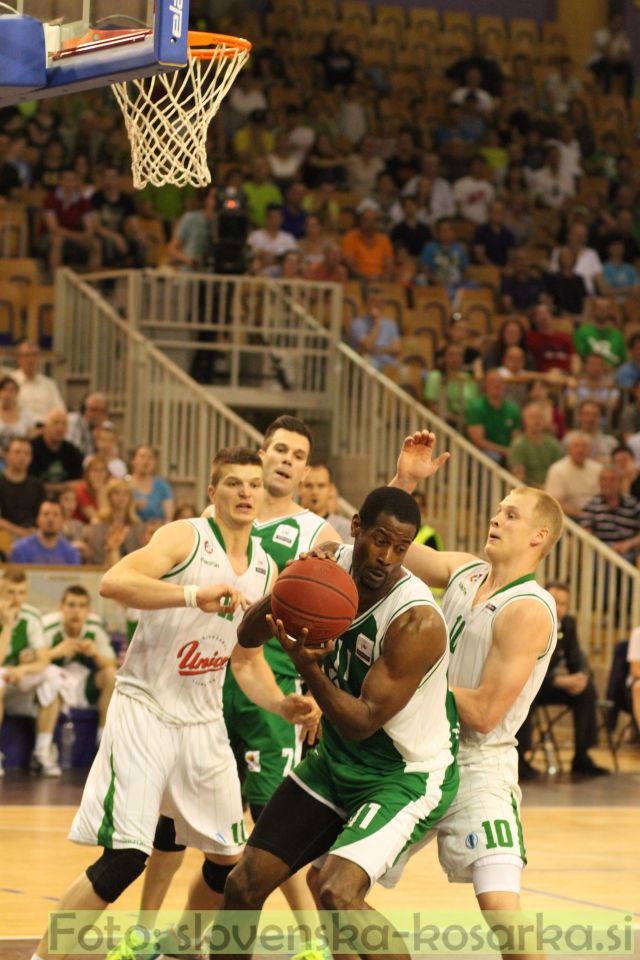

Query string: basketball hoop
112 31 251 189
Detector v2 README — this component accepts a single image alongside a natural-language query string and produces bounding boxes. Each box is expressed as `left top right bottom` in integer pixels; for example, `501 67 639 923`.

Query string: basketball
271 557 359 644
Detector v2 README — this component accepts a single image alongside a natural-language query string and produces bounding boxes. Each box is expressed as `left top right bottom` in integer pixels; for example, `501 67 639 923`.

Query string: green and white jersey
319 545 459 778
442 560 557 763
2 603 44 666
117 518 277 725
42 611 116 669
253 508 328 677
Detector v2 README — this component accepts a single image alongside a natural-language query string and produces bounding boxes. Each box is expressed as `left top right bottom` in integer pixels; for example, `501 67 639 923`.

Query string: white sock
35 732 53 754
31 953 47 960
96 727 104 745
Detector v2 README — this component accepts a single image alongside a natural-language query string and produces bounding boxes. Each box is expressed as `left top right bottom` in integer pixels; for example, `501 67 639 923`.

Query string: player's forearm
295 661 375 740
100 566 191 610
450 685 499 734
230 655 284 714
237 595 274 647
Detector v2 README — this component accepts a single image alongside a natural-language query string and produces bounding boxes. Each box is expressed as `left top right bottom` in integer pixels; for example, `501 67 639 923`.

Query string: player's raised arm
271 603 446 740
237 594 275 647
100 520 246 613
451 598 553 733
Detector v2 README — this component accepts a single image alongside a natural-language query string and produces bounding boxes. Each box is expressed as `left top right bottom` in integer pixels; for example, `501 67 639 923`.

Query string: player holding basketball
215 486 459 960
31 447 318 960
386 431 562 960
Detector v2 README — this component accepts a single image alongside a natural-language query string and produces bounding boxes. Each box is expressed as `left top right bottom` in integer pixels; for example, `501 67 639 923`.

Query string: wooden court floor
1 746 639 959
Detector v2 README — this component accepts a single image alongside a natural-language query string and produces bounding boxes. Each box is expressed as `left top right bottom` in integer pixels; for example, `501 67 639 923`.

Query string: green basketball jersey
253 509 328 677
2 603 44 666
317 545 459 780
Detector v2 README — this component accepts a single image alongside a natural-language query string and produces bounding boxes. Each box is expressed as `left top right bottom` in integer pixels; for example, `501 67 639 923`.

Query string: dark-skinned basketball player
213 486 460 960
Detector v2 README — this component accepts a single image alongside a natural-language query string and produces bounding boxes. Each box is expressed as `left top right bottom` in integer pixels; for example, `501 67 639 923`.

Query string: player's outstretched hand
285 548 337 566
197 585 251 614
267 614 335 667
394 430 450 491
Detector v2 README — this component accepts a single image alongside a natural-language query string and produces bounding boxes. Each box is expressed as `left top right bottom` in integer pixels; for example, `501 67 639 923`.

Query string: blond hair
510 486 564 556
96 477 139 525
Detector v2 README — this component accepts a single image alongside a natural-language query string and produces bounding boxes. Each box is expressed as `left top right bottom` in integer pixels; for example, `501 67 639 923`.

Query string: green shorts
291 745 459 887
222 669 303 805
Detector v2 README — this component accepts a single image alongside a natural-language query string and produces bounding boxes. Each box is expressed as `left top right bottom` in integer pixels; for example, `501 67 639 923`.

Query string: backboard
0 0 189 107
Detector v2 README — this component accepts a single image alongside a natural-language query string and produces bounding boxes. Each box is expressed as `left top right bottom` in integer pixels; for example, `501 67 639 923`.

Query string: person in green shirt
466 369 522 465
574 297 627 368
508 402 564 487
242 156 283 227
424 342 478 428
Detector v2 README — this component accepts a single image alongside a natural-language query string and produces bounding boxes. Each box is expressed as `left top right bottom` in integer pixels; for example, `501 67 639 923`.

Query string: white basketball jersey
442 560 557 763
117 518 276 725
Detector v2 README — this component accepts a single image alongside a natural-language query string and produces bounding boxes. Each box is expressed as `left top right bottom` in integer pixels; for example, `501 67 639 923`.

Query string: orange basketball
271 557 358 645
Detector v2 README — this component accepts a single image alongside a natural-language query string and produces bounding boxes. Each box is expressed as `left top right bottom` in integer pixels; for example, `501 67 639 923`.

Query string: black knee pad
86 847 148 902
153 815 186 853
249 803 265 824
202 858 235 894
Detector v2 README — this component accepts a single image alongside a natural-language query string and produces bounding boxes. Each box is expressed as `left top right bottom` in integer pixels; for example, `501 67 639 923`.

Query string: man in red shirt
42 168 101 273
527 304 580 375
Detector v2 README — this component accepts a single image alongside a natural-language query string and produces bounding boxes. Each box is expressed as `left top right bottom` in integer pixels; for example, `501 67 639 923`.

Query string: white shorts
59 662 93 710
0 664 63 714
69 691 245 856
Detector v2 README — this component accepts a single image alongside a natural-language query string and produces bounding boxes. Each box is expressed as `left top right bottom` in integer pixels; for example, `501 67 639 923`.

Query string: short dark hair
62 584 90 603
612 444 634 457
545 579 570 594
210 446 262 486
6 569 27 584
628 332 640 349
308 461 334 482
358 487 421 537
0 375 17 391
263 416 314 460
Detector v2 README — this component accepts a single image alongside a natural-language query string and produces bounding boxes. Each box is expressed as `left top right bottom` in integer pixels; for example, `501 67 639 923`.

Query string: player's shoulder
42 610 62 630
20 602 43 623
446 557 488 591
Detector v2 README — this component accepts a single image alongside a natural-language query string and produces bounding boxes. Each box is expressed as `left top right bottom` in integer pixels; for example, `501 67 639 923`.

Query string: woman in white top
0 375 34 455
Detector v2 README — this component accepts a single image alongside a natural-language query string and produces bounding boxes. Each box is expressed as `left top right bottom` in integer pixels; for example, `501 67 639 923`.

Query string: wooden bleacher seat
24 284 55 348
0 282 26 345
341 0 371 28
384 361 424 400
466 265 502 291
476 15 506 39
399 333 435 370
0 204 28 257
407 7 439 37
0 257 41 286
442 10 473 38
375 3 405 37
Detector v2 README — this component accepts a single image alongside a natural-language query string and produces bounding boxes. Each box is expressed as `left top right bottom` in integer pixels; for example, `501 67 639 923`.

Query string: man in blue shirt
602 237 640 299
9 499 82 565
348 289 401 372
419 218 469 294
616 332 640 389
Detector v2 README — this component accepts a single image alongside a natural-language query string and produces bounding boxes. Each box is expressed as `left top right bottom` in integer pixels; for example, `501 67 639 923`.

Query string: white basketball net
112 38 250 189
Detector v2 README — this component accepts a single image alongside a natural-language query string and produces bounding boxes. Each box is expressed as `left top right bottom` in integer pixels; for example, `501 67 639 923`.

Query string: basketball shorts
69 691 245 856
223 670 303 804
294 746 459 889
0 664 63 714
380 754 526 888
59 662 100 709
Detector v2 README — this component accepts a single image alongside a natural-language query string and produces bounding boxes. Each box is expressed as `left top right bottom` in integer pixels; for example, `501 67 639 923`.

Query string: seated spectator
315 30 357 90
242 157 283 228
450 67 495 114
247 204 298 269
278 104 315 159
74 455 109 524
32 137 65 190
580 465 640 564
574 297 627 368
227 70 268 124
418 218 469 294
29 409 83 494
384 131 421 190
529 378 567 438
302 181 340 233
566 361 619 423
66 392 108 458
445 38 504 96
252 28 292 86
336 83 368 148
483 317 532 370
347 289 400 373
436 316 484 379
173 502 198 521
232 109 274 163
42 167 100 273
298 215 328 274
403 154 456 224
302 133 346 189
423 341 478 427
42 584 117 748
500 250 547 312
0 437 45 541
390 196 431 257
0 570 63 776
508 402 564 487
0 376 34 456
11 340 66 425
466 369 522 465
589 14 634 100
611 444 640 497
619 379 640 438
345 134 386 197
545 431 603 517
568 98 596 158
57 486 87 553
392 246 417 287
9 499 82 565
550 122 583 186
601 237 640 299
517 582 608 779
453 155 495 225
298 462 353 544
279 181 308 240
569 399 618 461
545 247 588 316
267 134 303 192
128 445 174 522
358 172 398 233
83 477 144 567
341 209 393 281
551 223 603 295
530 144 576 210
527 304 579 375
92 421 126 479
544 57 583 115
91 166 148 268
472 200 515 267
304 242 349 283
166 187 218 271
497 345 534 406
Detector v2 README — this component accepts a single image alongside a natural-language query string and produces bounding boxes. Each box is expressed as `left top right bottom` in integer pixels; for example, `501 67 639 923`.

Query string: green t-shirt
465 396 522 448
424 370 478 415
508 434 564 487
2 604 44 666
573 323 627 367
242 182 283 228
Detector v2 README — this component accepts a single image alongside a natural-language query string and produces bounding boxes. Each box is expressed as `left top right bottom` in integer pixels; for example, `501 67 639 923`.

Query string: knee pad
202 858 236 894
153 815 186 853
86 847 148 902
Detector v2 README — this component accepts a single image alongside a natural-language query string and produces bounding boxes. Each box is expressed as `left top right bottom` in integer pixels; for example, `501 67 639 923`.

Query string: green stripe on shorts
510 790 527 863
97 749 116 848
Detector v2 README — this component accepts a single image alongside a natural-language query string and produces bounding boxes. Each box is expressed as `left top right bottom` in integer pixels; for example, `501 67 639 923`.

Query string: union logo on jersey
177 639 229 675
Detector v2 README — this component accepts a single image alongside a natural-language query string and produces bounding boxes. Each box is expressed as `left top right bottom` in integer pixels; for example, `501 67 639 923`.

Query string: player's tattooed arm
270 605 446 740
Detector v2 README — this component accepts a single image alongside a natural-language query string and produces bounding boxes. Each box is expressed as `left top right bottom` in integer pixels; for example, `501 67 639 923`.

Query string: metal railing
63 268 639 666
